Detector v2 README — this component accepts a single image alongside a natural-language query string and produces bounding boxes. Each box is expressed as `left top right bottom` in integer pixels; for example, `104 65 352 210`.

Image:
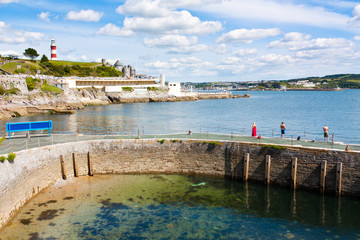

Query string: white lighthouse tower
50 39 57 60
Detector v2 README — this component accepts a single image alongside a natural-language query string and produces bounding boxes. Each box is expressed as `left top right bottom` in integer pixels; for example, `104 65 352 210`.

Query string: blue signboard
6 121 52 139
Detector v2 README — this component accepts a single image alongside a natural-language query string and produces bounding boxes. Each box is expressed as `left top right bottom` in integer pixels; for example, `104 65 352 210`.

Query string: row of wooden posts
242 153 343 195
59 152 343 195
60 152 93 180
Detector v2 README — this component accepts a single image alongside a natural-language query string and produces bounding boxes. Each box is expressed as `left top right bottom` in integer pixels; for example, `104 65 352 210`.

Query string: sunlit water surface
1 90 359 144
1 175 359 239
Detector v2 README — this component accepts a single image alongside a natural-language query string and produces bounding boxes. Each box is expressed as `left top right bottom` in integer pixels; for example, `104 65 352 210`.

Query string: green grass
2 61 42 74
48 60 99 67
262 145 287 150
122 87 133 91
41 82 62 94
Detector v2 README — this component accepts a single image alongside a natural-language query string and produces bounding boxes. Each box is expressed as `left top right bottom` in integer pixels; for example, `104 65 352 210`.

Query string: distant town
183 74 360 91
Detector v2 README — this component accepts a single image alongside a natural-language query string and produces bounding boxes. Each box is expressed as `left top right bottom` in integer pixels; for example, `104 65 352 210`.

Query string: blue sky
1 0 360 82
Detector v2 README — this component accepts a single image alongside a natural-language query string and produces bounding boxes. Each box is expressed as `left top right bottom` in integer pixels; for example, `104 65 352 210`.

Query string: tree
40 54 49 63
23 48 39 60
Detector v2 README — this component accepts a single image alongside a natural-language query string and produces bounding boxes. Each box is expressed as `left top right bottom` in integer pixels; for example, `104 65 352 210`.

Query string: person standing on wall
280 122 286 139
252 122 257 137
323 125 330 141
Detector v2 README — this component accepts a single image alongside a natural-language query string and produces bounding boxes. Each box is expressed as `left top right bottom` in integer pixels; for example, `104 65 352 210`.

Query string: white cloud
117 0 171 18
354 36 360 41
0 50 20 56
115 1 222 36
260 54 296 64
0 21 44 44
66 9 104 22
0 0 18 3
38 12 51 23
159 0 219 9
214 44 227 54
233 48 258 57
217 28 281 44
81 55 88 61
167 44 208 54
269 33 355 51
349 4 360 26
117 0 220 17
144 35 208 54
144 35 197 47
146 57 216 77
123 10 222 35
97 23 134 37
203 0 349 30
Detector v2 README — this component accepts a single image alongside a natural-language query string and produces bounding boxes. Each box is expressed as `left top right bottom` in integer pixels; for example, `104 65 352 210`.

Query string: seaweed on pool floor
20 218 32 225
38 200 57 207
28 232 40 240
37 210 59 221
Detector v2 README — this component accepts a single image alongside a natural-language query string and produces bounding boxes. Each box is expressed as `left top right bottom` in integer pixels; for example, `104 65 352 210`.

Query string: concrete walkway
0 132 358 155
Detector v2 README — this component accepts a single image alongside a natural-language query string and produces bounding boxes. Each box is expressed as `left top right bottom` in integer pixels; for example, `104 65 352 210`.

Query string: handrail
0 130 359 156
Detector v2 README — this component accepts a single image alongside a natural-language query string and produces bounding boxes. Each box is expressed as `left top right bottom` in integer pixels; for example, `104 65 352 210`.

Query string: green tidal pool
1 174 359 239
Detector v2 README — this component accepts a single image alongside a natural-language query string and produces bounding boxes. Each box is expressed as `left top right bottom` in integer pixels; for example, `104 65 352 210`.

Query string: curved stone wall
0 139 359 229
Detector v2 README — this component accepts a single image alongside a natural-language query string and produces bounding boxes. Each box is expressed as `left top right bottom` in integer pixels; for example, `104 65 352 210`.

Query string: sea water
1 175 359 239
1 90 359 143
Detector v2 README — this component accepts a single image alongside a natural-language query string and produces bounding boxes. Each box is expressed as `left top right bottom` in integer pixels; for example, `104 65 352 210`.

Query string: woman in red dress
252 122 257 137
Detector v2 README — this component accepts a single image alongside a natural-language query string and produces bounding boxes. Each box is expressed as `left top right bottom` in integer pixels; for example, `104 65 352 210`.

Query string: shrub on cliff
0 85 6 95
0 156 6 162
7 153 16 162
6 87 20 95
26 77 41 91
122 87 133 92
41 80 62 94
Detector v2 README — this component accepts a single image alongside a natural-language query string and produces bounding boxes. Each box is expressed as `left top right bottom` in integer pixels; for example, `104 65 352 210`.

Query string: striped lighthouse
50 38 57 60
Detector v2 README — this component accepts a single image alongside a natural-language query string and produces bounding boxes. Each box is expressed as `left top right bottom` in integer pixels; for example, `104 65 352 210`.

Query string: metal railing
0 128 359 155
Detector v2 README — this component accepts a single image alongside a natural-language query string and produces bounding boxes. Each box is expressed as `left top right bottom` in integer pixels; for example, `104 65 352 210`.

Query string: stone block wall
0 139 359 230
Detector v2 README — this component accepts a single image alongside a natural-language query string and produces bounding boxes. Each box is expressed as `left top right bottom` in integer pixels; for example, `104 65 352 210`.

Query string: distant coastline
234 88 343 91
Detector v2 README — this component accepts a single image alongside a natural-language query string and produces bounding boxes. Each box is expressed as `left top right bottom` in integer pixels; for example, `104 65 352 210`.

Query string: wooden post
320 160 327 193
243 153 250 181
336 162 342 195
291 190 297 216
291 157 298 189
244 182 249 209
265 155 271 184
87 152 94 176
60 155 67 180
266 185 271 212
72 153 79 177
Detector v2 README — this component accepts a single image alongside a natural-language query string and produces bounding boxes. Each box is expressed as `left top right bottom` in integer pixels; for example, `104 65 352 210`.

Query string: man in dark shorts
280 122 286 139
323 125 329 141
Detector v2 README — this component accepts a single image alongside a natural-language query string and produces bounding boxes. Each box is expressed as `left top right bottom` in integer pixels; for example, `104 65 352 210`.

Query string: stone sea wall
0 139 359 230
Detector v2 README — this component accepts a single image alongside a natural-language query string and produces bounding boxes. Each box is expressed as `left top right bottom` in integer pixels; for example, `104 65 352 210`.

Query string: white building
55 75 166 93
168 82 181 96
291 80 316 88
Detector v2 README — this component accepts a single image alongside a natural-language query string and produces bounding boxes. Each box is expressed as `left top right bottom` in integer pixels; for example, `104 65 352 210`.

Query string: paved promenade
0 132 358 155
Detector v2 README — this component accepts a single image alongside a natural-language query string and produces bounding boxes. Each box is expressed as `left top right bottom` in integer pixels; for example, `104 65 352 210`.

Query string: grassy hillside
286 74 360 88
1 61 41 74
1 59 123 77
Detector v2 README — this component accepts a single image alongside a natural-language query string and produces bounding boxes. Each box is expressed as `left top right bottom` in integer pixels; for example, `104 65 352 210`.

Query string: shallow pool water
1 175 359 239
